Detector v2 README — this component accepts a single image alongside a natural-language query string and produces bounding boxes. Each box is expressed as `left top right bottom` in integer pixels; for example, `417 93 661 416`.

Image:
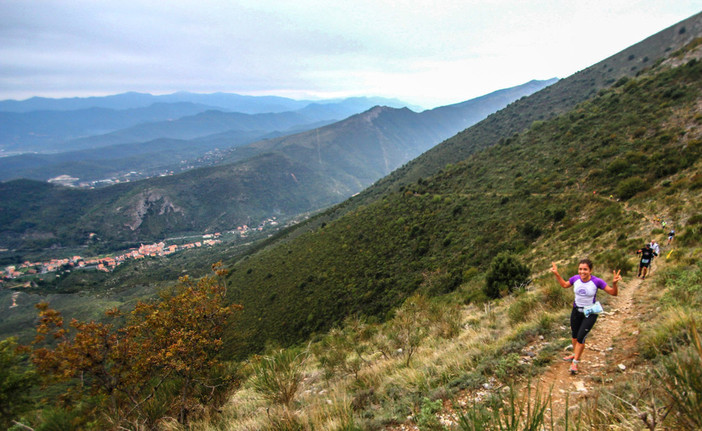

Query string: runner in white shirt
551 259 621 374
649 240 660 275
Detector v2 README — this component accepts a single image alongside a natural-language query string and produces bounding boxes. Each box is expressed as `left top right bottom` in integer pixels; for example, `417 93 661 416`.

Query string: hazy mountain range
0 79 555 253
0 95 414 155
0 91 419 114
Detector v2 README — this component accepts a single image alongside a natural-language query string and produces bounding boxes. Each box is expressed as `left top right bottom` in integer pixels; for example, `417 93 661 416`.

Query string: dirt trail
537 269 645 422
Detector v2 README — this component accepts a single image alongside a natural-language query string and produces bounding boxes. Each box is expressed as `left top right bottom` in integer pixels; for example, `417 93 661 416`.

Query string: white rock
618 363 626 371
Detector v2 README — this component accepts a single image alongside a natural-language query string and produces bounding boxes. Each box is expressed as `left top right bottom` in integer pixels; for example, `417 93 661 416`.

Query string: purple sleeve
568 275 579 285
592 275 608 289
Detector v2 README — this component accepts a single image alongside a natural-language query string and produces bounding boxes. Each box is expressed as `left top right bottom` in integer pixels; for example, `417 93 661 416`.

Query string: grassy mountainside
221 38 702 359
206 174 702 430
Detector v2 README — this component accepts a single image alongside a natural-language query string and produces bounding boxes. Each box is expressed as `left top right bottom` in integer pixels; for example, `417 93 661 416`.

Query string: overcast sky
1 1 700 109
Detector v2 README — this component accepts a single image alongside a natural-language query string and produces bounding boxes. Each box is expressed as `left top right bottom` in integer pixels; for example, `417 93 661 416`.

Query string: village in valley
1 217 281 284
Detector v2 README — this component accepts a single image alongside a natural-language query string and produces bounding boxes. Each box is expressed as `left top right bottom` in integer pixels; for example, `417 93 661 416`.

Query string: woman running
550 259 621 374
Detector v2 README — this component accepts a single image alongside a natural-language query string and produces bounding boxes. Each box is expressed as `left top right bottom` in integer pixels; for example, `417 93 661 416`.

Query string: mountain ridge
347 11 702 208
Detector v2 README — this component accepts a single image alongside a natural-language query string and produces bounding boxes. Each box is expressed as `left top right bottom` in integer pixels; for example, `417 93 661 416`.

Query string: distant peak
359 105 390 121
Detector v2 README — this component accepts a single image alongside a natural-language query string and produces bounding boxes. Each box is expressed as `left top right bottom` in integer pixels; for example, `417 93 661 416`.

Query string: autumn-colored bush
29 263 239 428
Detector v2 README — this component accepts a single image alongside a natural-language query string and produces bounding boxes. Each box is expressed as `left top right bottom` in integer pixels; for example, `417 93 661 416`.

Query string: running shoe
569 362 578 374
563 354 575 362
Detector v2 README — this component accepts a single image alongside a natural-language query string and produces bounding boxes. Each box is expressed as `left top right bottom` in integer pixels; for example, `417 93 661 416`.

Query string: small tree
484 253 531 299
388 295 431 367
313 315 374 380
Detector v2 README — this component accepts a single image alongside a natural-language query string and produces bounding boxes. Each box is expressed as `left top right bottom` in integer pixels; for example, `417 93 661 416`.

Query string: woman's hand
552 262 570 288
612 269 622 285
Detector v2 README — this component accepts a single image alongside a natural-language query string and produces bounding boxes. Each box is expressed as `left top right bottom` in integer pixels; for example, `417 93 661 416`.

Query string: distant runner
636 243 656 279
667 229 675 245
550 259 621 374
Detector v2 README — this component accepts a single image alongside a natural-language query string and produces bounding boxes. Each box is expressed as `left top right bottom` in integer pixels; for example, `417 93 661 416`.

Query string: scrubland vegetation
2 38 702 430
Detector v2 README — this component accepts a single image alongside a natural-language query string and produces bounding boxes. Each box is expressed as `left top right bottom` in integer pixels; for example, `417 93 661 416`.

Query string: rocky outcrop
124 189 183 231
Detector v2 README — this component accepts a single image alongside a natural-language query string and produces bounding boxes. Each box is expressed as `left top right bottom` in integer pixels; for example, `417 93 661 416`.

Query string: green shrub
520 223 542 242
416 397 444 431
494 353 522 381
0 337 37 429
484 253 531 299
462 267 479 281
616 176 649 200
34 407 84 431
541 281 572 310
508 294 539 325
251 348 308 406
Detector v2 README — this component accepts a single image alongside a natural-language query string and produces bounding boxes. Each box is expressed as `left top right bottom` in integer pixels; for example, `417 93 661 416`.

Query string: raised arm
603 269 621 296
551 262 571 288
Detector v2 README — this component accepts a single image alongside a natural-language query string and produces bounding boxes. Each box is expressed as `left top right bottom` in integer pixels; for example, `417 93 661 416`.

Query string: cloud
1 0 700 108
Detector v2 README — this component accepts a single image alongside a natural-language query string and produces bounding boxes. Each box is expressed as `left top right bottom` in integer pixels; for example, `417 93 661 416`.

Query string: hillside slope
221 80 558 181
220 36 702 359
